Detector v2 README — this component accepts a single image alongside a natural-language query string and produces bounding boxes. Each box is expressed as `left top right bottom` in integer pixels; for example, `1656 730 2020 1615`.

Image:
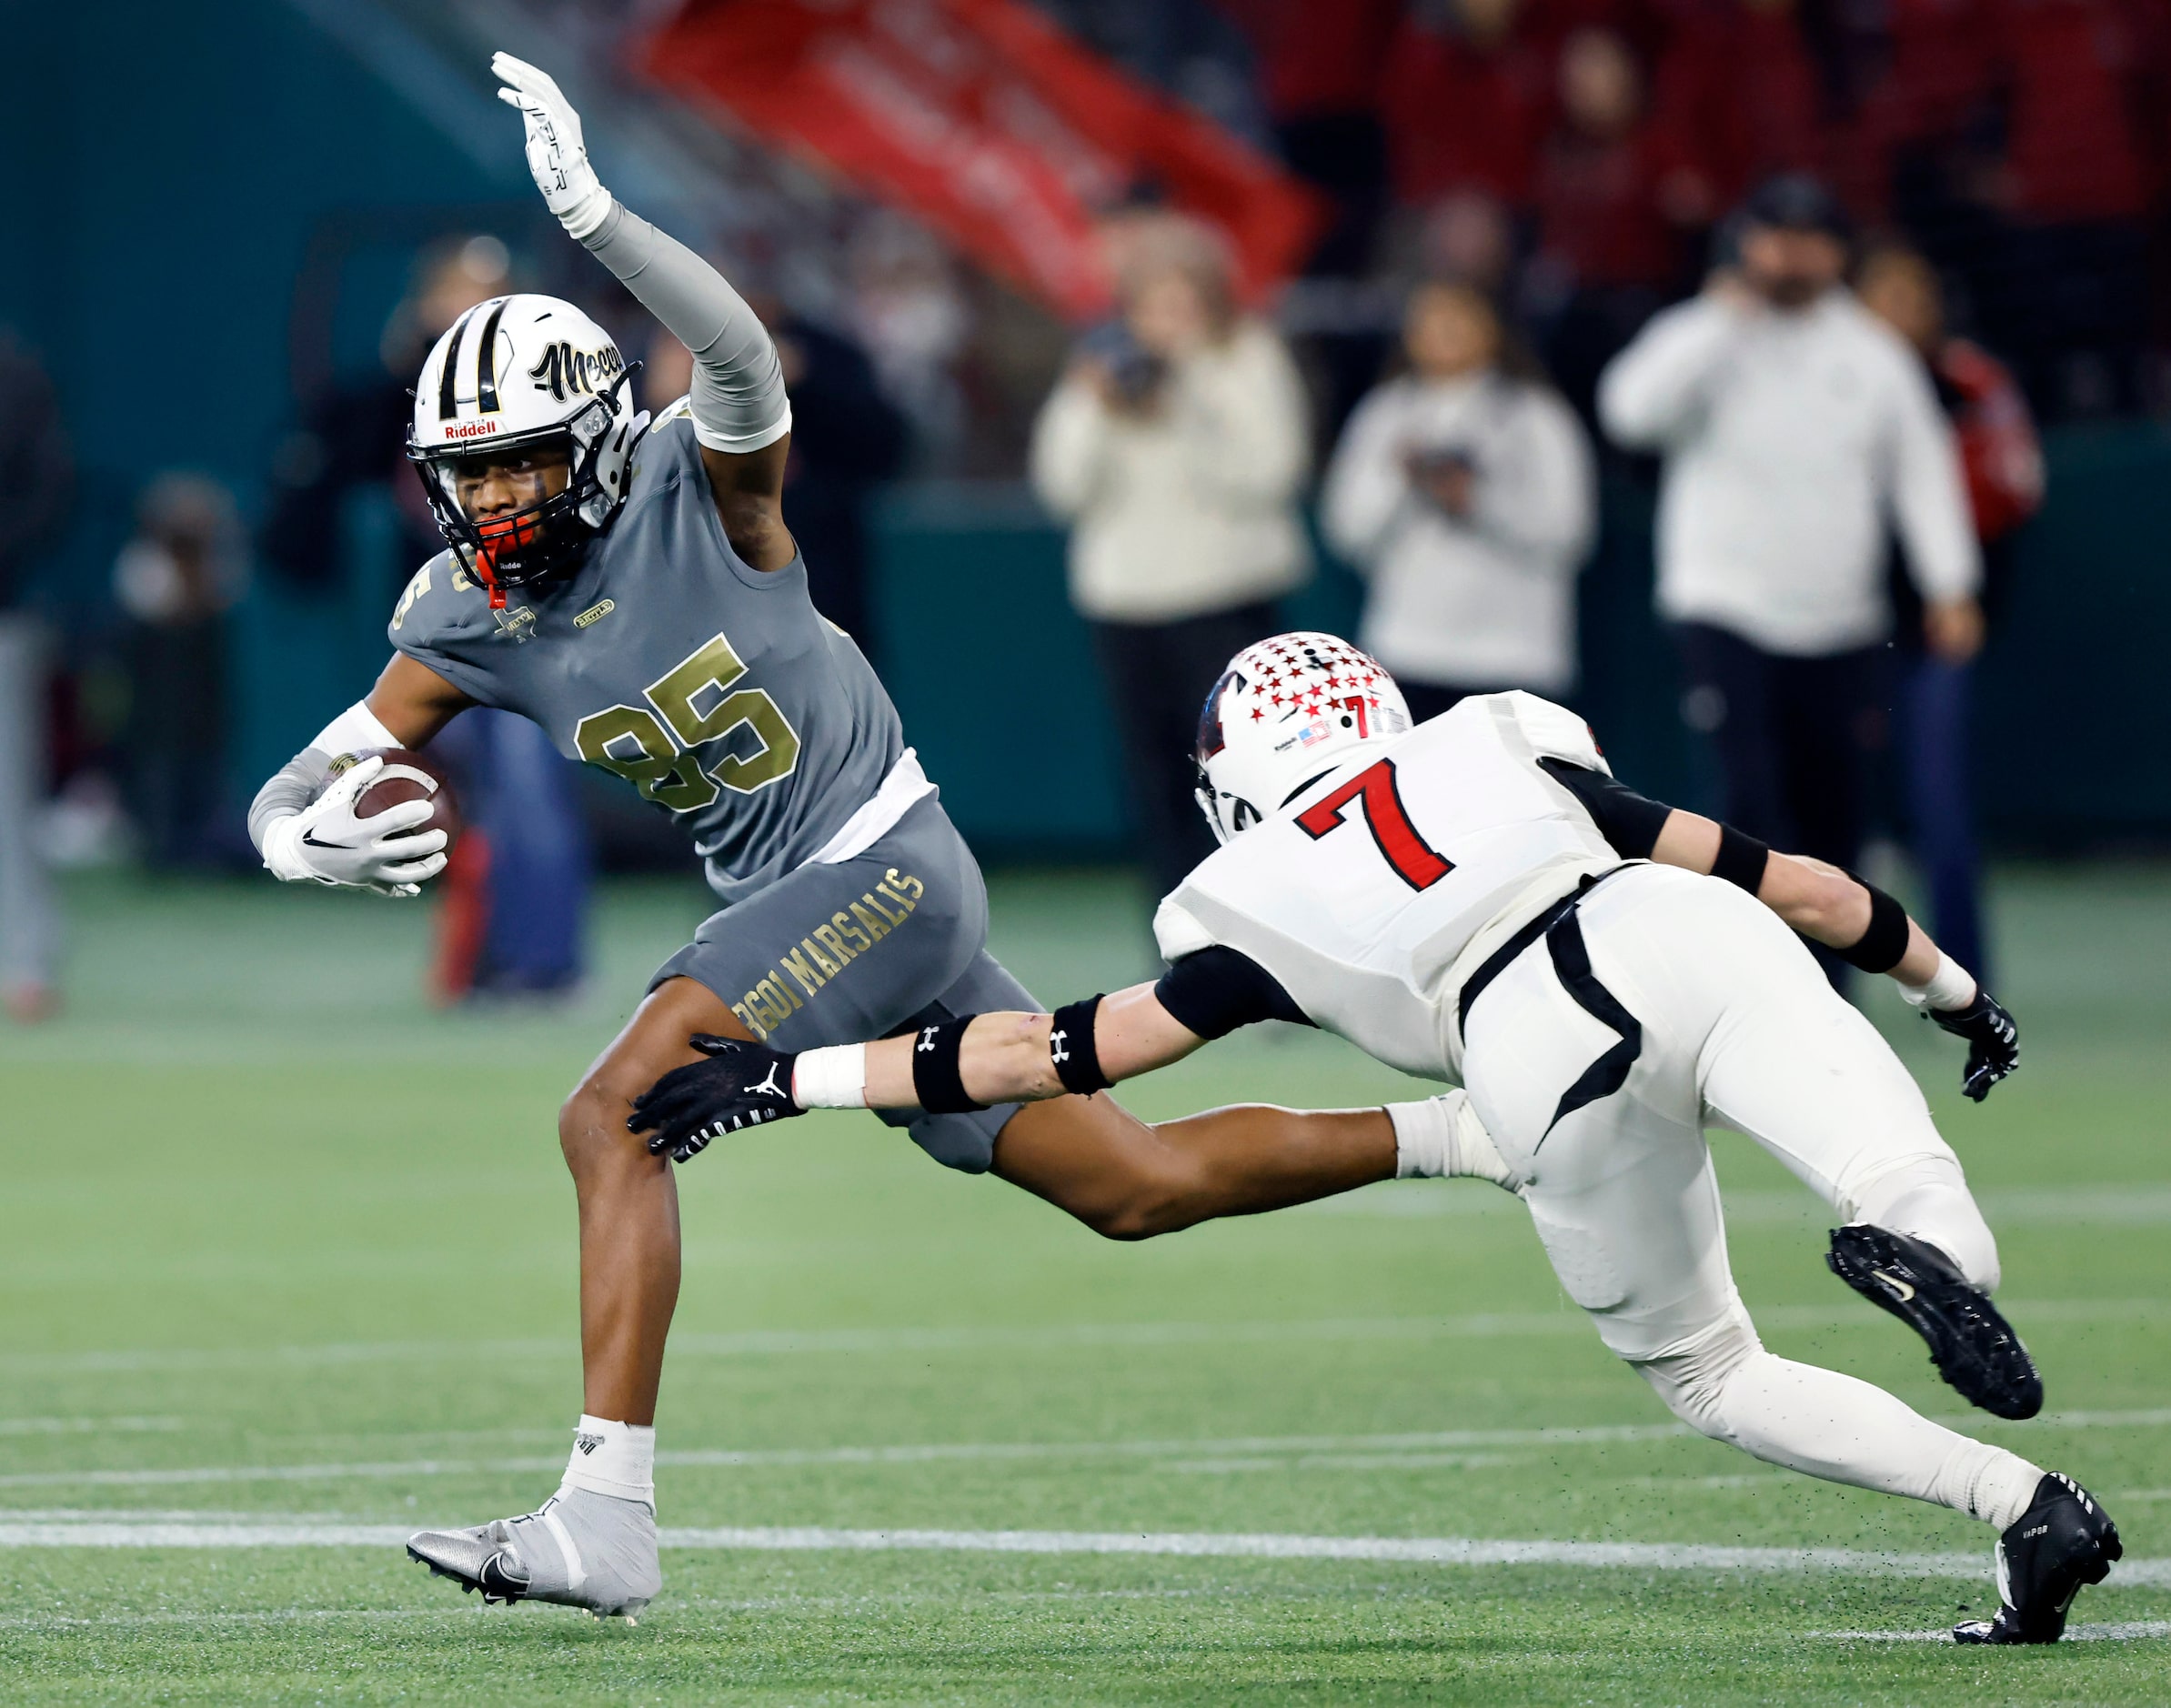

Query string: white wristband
1899 950 1976 1012
791 1044 868 1110
310 701 402 760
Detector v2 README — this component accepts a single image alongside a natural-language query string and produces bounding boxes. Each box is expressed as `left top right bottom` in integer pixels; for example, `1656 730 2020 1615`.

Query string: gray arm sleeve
580 201 790 454
247 749 331 854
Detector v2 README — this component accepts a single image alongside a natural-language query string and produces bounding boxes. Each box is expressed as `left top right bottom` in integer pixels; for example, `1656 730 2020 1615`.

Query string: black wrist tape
1839 877 1912 973
1712 824 1771 894
909 1016 986 1113
1049 995 1111 1095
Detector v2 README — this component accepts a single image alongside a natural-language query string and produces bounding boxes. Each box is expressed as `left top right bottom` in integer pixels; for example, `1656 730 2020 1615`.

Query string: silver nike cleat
407 1485 660 1620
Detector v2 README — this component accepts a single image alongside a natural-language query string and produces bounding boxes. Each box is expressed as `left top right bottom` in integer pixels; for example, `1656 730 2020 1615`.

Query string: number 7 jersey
1153 691 1624 1082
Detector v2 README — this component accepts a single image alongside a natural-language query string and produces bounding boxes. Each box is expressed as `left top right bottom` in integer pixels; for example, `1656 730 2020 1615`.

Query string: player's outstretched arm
1541 757 2017 1100
628 946 1318 1163
626 985 1208 1164
492 53 795 570
246 655 472 897
1649 808 2017 1101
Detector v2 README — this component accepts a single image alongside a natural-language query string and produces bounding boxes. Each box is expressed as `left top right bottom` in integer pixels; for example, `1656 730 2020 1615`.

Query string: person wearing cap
1597 176 1982 976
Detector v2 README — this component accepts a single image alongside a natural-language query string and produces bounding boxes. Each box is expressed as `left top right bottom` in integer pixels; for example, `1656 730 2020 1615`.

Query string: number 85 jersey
1153 692 1624 1083
388 409 906 909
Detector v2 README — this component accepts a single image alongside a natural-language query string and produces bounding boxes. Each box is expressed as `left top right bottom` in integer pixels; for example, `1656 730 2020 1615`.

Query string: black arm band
1154 945 1313 1040
1049 995 1111 1095
1712 824 1771 894
1536 758 1671 859
909 1016 986 1113
1838 877 1912 973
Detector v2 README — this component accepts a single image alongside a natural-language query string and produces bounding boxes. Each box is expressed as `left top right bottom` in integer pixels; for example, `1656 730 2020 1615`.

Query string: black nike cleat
1954 1472 2122 1644
1827 1224 2043 1420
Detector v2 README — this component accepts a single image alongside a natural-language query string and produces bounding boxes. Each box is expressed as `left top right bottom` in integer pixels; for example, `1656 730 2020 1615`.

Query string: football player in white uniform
638 632 2120 1646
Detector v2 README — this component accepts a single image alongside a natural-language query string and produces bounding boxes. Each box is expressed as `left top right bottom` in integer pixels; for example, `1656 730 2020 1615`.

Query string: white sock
559 1414 656 1506
1643 1342 2044 1528
1387 1093 1519 1190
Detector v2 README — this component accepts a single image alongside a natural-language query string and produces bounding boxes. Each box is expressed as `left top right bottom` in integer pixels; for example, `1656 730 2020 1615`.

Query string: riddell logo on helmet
443 419 499 440
528 340 624 402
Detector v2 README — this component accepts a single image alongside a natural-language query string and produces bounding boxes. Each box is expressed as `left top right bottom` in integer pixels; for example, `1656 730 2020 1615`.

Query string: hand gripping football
330 749 463 853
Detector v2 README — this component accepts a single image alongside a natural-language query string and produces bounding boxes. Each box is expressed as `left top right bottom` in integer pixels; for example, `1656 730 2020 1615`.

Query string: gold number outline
643 633 802 797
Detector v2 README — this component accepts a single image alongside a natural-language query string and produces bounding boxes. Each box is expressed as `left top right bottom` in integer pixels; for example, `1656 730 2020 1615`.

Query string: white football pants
1458 863 2042 1530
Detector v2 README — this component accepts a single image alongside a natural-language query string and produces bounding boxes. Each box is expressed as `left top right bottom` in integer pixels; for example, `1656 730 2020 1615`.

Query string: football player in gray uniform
246 58 1401 1621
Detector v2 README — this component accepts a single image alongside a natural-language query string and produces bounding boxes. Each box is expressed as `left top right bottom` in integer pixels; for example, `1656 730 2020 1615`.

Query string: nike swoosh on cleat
1871 1269 1916 1302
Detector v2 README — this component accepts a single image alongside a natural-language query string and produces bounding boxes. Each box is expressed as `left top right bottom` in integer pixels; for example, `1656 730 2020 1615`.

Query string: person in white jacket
1597 176 1981 931
1322 282 1595 720
1031 216 1310 898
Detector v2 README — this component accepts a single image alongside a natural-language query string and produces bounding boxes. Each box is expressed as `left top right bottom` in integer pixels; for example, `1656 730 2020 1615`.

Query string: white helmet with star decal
1194 631 1413 843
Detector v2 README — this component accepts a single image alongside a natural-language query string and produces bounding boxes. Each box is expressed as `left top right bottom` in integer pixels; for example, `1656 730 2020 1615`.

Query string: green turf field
2 862 2167 1703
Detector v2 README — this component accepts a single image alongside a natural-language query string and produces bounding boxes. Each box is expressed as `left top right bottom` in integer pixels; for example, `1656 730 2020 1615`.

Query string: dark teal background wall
869 427 2171 857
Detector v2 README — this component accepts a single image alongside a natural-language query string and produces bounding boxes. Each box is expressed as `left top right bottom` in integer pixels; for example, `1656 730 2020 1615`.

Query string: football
329 746 461 854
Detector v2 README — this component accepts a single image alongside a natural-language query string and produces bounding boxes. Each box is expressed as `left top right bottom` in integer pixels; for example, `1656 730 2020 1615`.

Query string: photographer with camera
1322 281 1594 722
1031 215 1311 899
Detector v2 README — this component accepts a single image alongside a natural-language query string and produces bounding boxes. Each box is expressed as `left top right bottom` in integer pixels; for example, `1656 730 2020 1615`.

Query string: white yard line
5 1299 2157 1376
5 1407 2166 1493
1818 1621 2171 1643
6 1512 2170 1592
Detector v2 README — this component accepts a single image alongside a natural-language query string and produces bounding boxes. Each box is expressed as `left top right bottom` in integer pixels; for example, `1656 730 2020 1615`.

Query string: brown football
330 747 461 853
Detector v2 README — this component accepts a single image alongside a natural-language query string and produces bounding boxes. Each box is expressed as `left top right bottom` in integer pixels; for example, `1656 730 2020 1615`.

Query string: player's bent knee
1630 1312 1764 1441
558 1077 662 1185
1852 1160 2001 1291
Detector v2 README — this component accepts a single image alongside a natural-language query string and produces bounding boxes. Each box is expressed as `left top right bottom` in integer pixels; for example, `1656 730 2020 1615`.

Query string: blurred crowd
0 0 2118 1020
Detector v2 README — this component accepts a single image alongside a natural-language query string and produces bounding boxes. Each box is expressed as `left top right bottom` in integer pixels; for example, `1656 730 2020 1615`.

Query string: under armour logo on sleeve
918 1027 939 1051
1050 1030 1070 1064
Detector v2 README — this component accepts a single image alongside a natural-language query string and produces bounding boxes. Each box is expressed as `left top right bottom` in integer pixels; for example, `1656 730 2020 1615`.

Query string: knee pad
1851 1158 2000 1291
1630 1310 1764 1442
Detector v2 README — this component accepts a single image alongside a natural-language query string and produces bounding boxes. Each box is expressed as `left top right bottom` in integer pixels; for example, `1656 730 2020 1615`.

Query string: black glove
1927 990 2018 1102
627 1034 805 1162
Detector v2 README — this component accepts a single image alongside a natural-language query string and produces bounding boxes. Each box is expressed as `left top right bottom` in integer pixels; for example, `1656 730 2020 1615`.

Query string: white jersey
1153 692 1624 1082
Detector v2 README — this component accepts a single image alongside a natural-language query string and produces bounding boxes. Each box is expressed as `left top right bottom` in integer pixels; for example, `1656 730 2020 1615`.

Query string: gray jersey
390 410 902 907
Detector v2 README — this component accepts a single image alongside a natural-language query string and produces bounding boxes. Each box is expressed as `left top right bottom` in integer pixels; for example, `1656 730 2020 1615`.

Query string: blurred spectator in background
1977 0 2160 418
1322 281 1593 718
1031 215 1311 899
1381 0 1552 215
262 233 591 1006
262 236 511 599
0 332 71 1022
1599 177 1981 968
1227 0 1402 275
1860 246 2043 980
1528 26 1714 419
646 293 906 648
850 214 970 471
427 708 592 1006
112 476 247 869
